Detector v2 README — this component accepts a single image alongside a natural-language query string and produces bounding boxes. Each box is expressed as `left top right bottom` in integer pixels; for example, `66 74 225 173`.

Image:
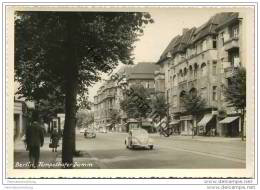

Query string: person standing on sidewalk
25 114 44 169
50 128 60 152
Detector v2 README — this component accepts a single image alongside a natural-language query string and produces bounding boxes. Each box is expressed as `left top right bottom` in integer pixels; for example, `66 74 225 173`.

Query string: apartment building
155 12 244 137
93 62 159 131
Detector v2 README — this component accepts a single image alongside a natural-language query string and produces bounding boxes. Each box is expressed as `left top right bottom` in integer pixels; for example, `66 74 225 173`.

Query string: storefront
218 116 240 137
180 115 193 136
169 120 180 134
197 113 217 136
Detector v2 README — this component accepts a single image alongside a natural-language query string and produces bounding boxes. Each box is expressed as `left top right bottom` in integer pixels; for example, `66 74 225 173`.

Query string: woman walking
50 128 60 152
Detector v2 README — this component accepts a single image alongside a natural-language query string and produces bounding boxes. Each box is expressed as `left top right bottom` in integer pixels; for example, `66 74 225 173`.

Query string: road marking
164 146 246 164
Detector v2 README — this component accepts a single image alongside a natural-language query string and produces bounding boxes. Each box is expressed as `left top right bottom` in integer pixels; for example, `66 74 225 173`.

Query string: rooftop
157 12 238 64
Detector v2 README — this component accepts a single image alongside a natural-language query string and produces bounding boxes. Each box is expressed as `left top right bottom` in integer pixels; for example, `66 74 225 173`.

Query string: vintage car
84 129 96 138
125 128 153 150
79 128 87 134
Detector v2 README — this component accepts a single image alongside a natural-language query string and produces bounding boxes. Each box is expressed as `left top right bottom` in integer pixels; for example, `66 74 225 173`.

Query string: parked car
79 128 86 134
125 128 153 150
99 128 107 133
84 129 96 138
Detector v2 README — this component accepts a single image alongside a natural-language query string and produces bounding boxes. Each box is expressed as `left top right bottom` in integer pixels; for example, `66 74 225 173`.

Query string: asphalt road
74 132 246 169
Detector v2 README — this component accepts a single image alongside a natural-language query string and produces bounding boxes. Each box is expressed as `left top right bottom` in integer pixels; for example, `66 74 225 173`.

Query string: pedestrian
25 114 44 169
50 128 60 152
212 128 216 137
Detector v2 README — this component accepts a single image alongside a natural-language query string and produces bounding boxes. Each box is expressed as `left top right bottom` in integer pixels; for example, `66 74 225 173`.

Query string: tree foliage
76 111 94 129
181 93 206 117
109 109 121 124
120 84 151 119
224 66 246 140
15 12 154 104
15 11 153 166
151 94 167 121
224 67 246 110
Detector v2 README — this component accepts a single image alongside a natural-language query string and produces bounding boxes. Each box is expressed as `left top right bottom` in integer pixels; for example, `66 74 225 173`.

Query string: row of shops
169 113 244 137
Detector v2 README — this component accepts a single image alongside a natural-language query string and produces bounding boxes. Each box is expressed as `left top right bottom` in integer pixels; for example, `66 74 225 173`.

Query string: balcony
224 66 238 78
224 37 239 51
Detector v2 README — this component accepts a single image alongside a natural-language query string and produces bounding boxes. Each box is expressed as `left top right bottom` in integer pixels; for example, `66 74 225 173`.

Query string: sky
87 8 235 102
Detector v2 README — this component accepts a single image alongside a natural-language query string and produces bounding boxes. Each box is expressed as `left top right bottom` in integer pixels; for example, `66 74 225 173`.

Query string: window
201 63 207 76
220 32 224 46
173 75 177 86
233 55 240 67
202 40 207 51
221 85 225 100
201 88 207 100
232 26 239 38
212 86 217 101
194 64 198 78
146 82 150 88
173 96 177 107
189 66 193 79
212 61 217 75
183 68 187 81
181 121 185 131
213 36 217 49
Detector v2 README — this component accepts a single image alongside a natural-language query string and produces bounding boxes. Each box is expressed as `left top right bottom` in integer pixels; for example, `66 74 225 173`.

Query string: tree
181 93 206 137
224 67 246 141
15 12 153 167
151 94 167 122
109 109 121 129
76 111 94 129
120 84 151 120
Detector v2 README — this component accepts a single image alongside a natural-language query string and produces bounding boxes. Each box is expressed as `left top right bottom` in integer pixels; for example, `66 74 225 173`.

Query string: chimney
182 28 189 34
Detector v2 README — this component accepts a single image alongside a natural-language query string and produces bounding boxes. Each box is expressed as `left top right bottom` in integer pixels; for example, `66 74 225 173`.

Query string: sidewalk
150 133 244 142
14 137 61 169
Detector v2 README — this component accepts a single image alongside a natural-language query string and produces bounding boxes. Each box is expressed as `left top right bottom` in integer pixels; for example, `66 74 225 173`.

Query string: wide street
14 132 246 169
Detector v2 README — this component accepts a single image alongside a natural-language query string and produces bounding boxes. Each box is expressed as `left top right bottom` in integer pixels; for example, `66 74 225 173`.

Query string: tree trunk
62 14 78 168
62 78 77 167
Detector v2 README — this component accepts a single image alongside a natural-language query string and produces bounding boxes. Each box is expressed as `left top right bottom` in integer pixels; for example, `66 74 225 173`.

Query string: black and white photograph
2 2 257 186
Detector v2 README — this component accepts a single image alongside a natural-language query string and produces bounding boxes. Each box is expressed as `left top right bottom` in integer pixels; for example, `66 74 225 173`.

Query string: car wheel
130 141 134 149
149 145 153 150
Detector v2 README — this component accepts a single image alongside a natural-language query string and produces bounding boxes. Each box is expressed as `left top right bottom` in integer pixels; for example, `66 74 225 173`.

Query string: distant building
156 12 245 137
93 62 159 131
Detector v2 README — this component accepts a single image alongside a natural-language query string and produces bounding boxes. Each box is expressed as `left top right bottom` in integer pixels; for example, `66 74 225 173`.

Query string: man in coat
25 119 44 169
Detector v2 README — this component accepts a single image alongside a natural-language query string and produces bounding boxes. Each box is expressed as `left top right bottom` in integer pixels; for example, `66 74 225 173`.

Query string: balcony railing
224 66 238 78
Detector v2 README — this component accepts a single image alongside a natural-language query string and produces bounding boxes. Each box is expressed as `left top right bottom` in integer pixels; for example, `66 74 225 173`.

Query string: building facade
93 62 159 131
156 12 244 137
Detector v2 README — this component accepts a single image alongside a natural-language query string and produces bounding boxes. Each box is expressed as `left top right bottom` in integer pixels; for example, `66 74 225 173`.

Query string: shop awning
219 116 239 124
197 114 214 127
169 120 180 125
